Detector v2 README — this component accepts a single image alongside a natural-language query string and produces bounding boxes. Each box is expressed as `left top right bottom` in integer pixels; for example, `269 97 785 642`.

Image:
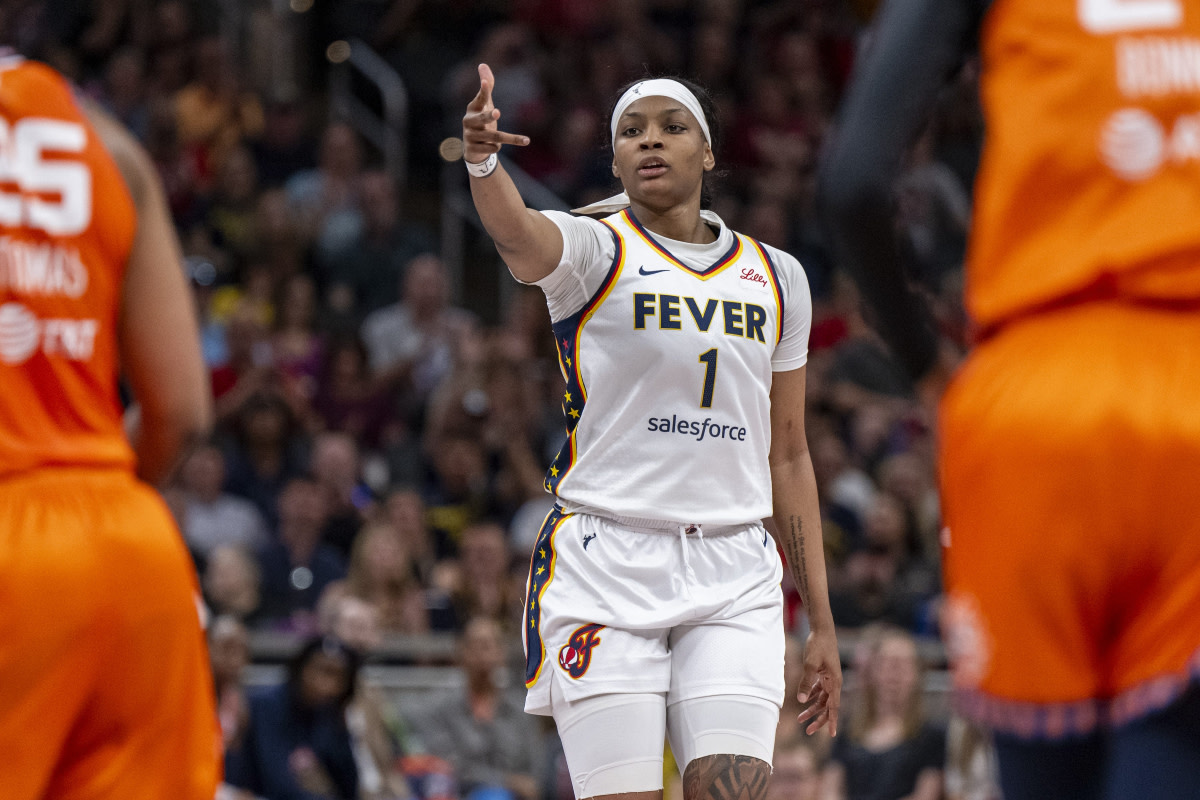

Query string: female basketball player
463 64 841 800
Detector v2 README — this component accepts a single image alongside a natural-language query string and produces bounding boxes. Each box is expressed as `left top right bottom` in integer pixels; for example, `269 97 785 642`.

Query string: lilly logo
740 267 767 287
557 623 605 679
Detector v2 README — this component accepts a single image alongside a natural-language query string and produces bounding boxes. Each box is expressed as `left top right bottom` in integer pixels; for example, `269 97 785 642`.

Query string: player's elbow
144 391 213 448
769 438 813 479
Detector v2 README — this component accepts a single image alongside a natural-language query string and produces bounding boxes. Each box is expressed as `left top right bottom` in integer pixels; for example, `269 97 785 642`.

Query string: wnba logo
557 623 605 679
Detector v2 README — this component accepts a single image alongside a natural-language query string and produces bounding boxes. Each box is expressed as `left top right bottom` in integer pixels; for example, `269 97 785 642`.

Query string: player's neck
630 199 716 245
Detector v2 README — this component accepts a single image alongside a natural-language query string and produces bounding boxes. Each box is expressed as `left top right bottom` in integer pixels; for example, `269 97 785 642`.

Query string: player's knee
681 753 771 800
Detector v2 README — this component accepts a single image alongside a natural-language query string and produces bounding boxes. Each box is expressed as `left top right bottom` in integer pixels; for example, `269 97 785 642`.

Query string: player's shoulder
542 208 612 235
0 54 66 89
736 233 806 281
0 56 84 120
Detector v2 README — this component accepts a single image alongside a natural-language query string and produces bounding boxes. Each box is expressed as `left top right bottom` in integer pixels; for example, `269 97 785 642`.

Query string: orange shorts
0 468 221 800
939 300 1200 739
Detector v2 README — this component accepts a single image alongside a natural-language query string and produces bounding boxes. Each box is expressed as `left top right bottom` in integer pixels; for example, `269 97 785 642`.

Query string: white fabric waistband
559 504 748 537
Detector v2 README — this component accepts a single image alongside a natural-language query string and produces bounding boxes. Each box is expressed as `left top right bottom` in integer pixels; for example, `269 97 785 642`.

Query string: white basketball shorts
522 506 786 715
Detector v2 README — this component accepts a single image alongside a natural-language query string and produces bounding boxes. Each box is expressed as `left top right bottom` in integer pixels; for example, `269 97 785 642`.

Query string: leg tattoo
682 754 771 800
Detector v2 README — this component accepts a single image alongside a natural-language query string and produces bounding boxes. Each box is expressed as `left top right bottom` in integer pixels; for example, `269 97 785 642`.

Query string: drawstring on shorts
679 523 704 596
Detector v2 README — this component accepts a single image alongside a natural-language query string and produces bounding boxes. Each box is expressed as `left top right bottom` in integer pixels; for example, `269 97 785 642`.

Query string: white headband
609 79 710 148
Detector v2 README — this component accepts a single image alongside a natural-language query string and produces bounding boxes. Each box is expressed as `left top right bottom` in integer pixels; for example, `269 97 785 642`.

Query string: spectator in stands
318 169 435 315
944 716 1001 800
224 390 307 527
346 522 429 635
451 521 520 632
211 307 277 425
286 121 363 246
876 451 941 569
309 432 371 556
423 433 492 547
829 532 919 630
413 616 543 800
360 253 476 419
236 636 361 800
273 273 325 398
384 486 446 577
727 72 813 177
424 335 545 526
383 487 458 630
820 627 945 800
175 35 264 180
253 93 317 188
96 46 150 140
325 594 417 800
769 740 822 800
312 336 398 449
146 97 202 223
830 493 939 631
204 545 264 624
258 477 347 630
254 187 309 288
145 0 194 97
809 425 875 540
179 442 269 559
478 345 550 516
205 143 262 262
211 615 255 793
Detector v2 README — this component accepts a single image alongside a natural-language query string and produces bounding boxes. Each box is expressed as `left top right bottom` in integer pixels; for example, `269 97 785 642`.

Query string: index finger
468 63 495 112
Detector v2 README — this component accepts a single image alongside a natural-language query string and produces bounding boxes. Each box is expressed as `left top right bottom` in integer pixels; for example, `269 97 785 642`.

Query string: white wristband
465 152 499 178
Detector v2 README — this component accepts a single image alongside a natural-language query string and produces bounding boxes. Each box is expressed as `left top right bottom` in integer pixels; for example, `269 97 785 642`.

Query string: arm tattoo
683 754 771 800
784 514 812 611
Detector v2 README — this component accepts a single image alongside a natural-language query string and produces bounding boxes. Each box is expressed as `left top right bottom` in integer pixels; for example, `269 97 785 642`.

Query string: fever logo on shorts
557 623 605 679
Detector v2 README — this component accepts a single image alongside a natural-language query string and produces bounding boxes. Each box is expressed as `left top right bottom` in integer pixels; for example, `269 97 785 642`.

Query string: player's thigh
526 512 680 714
940 312 1128 715
664 599 782 779
1104 309 1200 711
666 592 785 712
943 304 1200 730
550 677 667 799
0 474 111 800
48 476 220 800
992 733 1105 800
1105 686 1200 800
666 694 777 777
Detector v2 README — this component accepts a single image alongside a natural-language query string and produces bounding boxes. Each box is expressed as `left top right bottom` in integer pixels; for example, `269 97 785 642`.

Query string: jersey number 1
698 348 717 408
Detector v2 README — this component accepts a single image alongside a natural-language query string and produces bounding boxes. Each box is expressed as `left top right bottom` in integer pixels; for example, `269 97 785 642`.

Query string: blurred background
1 1 988 798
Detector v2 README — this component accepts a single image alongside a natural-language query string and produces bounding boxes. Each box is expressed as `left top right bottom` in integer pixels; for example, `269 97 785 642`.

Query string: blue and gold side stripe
524 505 571 688
544 222 625 495
748 232 787 343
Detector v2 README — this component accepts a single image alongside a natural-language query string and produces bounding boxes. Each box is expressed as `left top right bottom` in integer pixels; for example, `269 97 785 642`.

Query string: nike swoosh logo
638 266 670 276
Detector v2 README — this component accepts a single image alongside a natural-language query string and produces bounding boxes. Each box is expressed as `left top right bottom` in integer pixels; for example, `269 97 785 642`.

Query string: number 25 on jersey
0 117 92 236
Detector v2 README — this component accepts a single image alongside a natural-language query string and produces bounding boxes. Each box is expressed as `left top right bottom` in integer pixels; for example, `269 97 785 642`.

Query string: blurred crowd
4 0 991 798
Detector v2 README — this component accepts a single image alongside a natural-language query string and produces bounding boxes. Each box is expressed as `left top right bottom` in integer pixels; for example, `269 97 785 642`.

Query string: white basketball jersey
537 209 811 525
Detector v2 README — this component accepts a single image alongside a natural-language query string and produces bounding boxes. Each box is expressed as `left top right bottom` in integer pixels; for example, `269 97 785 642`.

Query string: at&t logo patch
557 623 604 679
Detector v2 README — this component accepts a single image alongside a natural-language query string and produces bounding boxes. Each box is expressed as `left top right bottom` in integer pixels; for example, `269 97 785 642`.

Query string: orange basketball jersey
969 0 1200 330
0 54 137 476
